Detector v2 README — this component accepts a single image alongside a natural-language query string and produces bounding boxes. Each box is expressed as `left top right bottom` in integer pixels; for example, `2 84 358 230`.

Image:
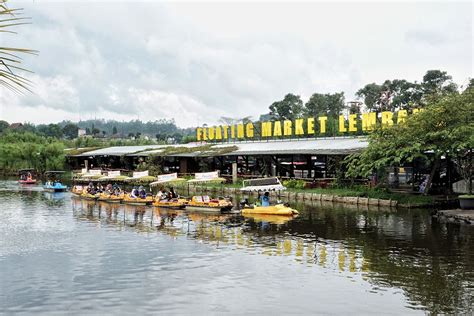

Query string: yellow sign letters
196 109 420 141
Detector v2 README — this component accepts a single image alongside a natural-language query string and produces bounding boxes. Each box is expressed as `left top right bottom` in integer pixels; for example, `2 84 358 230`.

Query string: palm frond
0 0 36 93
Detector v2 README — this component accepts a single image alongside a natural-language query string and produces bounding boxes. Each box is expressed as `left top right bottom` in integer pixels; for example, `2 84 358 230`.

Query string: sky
0 0 472 128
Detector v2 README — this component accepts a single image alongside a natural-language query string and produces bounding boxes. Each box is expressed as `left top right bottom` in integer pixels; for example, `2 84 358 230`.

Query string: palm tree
0 0 37 93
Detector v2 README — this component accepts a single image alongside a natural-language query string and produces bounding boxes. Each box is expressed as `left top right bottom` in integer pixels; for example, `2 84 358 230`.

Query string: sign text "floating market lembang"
196 109 422 142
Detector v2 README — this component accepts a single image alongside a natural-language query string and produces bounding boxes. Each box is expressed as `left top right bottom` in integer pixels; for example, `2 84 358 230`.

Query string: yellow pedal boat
71 186 85 196
241 204 299 216
122 195 154 205
98 193 124 203
80 193 101 200
185 196 233 212
152 198 187 209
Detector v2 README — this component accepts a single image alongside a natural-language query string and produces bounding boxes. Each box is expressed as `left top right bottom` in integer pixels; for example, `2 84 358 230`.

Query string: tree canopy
304 92 346 117
269 93 304 120
345 86 474 184
62 123 79 139
356 70 458 113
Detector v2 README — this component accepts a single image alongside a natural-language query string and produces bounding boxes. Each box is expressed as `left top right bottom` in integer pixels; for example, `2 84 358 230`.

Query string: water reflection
1 182 473 315
70 198 474 314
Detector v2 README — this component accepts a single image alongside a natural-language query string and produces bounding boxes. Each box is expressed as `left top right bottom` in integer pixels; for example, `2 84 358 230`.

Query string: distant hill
58 119 195 141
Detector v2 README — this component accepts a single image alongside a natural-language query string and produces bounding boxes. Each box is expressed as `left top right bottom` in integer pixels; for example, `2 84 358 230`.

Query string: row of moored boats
19 169 299 216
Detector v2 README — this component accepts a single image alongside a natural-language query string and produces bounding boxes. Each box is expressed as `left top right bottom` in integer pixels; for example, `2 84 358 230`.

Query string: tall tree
346 86 473 193
269 93 304 120
386 79 423 110
0 120 9 133
422 70 458 96
304 92 346 117
356 83 385 112
37 124 63 138
356 70 455 113
62 123 78 139
112 126 118 135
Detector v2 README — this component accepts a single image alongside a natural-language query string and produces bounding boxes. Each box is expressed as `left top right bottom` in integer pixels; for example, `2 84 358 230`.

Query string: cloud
0 1 471 127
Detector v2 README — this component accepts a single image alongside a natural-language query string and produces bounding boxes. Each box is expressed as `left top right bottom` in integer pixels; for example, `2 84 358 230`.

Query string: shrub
283 179 306 189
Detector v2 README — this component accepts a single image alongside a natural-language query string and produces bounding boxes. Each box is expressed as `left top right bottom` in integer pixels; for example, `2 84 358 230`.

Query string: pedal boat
122 195 154 206
71 186 84 197
18 169 37 184
152 198 187 209
98 192 124 203
80 192 100 200
19 179 37 184
185 196 233 212
43 182 68 193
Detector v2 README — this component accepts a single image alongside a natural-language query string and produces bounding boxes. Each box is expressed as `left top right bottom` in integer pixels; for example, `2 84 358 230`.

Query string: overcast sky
0 0 472 127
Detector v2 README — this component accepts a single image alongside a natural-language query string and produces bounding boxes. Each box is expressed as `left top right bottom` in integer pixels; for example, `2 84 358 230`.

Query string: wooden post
232 162 238 184
446 155 452 194
469 149 473 195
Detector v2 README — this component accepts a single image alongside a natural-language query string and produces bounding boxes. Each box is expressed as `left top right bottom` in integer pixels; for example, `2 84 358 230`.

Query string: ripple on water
1 185 473 314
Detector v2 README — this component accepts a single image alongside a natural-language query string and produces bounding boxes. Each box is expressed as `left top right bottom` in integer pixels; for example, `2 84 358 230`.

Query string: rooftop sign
196 109 421 142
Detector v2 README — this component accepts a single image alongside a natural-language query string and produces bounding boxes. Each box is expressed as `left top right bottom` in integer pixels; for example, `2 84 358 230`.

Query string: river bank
183 182 449 209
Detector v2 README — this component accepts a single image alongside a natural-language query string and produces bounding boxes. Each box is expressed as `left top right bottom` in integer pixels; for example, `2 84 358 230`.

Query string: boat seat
193 196 203 203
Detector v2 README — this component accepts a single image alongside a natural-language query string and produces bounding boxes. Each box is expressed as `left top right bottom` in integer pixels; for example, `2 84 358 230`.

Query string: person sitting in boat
138 186 147 199
105 183 113 195
27 172 33 181
87 182 96 194
260 191 270 207
112 183 120 195
169 187 178 200
155 188 165 201
255 190 263 206
130 187 139 198
20 174 26 181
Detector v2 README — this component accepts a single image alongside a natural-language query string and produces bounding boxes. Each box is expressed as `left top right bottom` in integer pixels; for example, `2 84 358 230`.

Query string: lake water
1 180 473 315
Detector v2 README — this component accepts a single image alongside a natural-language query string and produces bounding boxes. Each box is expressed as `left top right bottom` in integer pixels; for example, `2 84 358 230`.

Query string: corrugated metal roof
127 149 165 157
213 137 368 156
74 143 203 157
73 137 368 157
75 145 166 157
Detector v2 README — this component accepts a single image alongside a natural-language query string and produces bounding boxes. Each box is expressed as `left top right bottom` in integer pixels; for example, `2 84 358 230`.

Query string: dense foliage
0 132 65 174
0 119 196 143
263 70 461 121
344 86 474 192
0 130 182 174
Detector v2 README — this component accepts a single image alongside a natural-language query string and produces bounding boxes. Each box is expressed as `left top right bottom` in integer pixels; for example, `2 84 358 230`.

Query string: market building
67 136 369 180
68 109 458 192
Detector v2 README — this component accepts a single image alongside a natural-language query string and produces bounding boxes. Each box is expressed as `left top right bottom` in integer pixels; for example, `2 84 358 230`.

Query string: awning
240 184 287 192
150 173 186 187
187 171 226 183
